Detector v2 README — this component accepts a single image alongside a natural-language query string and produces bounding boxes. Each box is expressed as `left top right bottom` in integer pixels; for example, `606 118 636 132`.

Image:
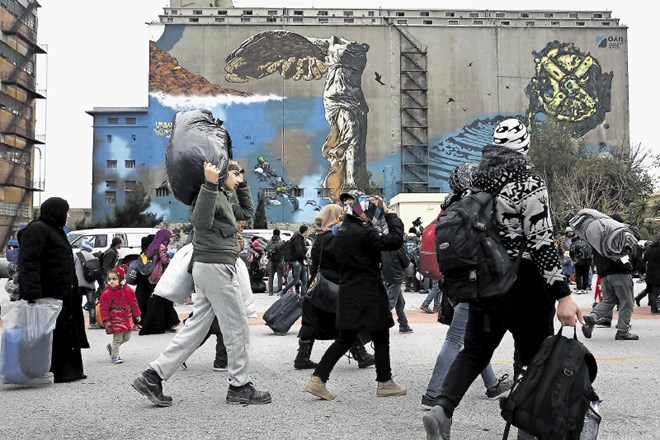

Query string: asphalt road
0 279 658 440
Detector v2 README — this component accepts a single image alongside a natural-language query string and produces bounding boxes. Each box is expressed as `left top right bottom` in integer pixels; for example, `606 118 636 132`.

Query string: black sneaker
213 361 228 372
615 331 639 340
399 325 413 334
581 315 596 339
421 393 441 410
132 371 173 407
595 318 611 328
226 382 272 405
485 374 513 399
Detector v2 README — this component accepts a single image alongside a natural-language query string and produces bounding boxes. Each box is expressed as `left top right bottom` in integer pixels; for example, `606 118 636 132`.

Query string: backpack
280 239 297 263
76 252 102 282
138 252 155 276
267 240 283 262
435 186 523 303
573 240 593 265
418 215 442 280
500 327 598 440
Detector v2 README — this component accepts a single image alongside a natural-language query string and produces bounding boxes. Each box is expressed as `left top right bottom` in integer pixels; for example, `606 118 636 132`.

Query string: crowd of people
5 116 658 439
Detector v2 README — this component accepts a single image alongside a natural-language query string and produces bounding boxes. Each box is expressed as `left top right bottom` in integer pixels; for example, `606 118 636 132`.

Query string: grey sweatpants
149 262 251 387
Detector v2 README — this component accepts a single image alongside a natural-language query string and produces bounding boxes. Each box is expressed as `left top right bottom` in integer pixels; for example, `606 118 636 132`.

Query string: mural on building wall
428 41 613 192
225 30 370 201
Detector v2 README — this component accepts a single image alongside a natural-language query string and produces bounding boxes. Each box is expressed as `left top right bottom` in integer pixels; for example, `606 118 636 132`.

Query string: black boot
294 339 318 369
635 291 645 307
349 342 375 369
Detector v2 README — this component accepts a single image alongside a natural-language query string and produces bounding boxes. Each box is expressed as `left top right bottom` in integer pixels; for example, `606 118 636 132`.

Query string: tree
253 192 268 229
83 182 163 228
529 121 654 234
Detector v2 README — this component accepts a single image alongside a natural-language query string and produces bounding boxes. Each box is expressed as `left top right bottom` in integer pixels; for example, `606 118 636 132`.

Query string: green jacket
192 181 254 264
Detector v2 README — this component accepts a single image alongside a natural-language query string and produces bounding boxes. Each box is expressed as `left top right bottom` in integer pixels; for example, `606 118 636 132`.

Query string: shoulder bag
305 238 339 313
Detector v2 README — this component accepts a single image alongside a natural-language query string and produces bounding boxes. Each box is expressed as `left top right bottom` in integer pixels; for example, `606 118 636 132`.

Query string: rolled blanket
568 209 637 260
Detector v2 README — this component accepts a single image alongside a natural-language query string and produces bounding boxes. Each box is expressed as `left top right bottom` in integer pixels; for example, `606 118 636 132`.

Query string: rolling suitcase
262 291 302 334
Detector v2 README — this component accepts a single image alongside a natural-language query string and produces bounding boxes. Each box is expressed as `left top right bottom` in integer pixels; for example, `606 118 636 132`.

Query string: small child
99 266 141 364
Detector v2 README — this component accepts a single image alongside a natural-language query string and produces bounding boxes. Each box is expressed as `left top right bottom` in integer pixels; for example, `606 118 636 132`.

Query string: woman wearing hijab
18 197 90 383
294 204 375 370
139 228 181 335
304 195 407 400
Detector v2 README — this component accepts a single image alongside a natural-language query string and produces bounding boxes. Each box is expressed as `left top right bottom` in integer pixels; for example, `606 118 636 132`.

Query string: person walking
304 195 407 400
99 266 141 364
642 235 660 315
570 235 593 295
422 119 583 440
281 225 310 297
102 237 122 280
132 160 271 407
294 204 375 370
381 241 413 334
74 240 103 329
18 197 90 383
265 229 285 295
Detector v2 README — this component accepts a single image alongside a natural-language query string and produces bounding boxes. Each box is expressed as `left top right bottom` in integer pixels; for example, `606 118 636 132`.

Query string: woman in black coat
294 204 375 370
304 195 407 400
643 237 660 314
18 197 89 383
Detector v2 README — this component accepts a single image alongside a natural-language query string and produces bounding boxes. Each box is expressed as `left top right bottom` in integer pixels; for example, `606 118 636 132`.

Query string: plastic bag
165 109 232 206
153 243 194 304
0 298 63 385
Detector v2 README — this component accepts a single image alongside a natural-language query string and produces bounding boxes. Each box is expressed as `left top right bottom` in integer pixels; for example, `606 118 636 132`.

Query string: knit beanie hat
493 118 531 156
349 195 386 226
111 266 126 282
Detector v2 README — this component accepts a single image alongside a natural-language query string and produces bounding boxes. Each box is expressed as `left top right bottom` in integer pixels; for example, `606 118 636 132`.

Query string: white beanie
493 118 531 156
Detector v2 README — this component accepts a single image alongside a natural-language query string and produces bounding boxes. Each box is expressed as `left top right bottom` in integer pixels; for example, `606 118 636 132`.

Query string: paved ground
1 279 658 439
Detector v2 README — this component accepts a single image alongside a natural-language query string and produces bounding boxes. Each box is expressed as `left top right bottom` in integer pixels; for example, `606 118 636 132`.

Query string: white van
67 228 160 264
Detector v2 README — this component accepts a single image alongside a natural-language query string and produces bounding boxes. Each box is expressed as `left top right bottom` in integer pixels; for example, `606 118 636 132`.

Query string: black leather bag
306 271 338 313
305 238 338 313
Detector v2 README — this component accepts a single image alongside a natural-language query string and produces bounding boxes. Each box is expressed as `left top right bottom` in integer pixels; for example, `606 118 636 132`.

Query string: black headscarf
38 197 69 229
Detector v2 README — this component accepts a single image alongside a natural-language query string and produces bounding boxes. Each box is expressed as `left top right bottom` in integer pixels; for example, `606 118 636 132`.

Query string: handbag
305 238 339 313
437 291 454 326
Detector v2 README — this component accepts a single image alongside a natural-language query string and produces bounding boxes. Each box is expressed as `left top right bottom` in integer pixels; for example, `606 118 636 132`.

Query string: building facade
0 0 45 246
89 0 628 224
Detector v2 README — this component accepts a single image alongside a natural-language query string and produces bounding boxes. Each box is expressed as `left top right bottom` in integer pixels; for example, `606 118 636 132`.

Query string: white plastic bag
236 258 257 318
153 243 194 304
0 298 63 385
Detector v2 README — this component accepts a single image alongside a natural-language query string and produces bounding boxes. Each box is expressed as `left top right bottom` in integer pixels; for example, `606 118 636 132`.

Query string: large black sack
165 109 232 206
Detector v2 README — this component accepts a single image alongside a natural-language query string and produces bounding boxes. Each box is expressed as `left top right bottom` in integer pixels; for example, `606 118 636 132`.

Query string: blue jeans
386 282 409 327
422 280 441 308
282 261 308 296
425 303 498 397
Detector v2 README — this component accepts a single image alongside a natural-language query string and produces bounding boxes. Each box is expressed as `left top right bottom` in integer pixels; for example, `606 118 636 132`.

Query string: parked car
67 228 160 264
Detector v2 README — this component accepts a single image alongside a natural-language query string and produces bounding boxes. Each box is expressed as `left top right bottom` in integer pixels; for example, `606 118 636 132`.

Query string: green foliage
82 182 163 228
341 165 382 197
253 192 268 229
528 121 655 235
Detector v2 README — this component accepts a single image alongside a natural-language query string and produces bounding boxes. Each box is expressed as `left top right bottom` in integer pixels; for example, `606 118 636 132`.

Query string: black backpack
76 252 102 282
435 185 523 303
573 240 593 265
266 240 283 262
500 327 598 440
280 238 297 263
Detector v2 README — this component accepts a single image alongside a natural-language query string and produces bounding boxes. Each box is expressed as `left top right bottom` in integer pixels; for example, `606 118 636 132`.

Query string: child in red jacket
100 266 141 364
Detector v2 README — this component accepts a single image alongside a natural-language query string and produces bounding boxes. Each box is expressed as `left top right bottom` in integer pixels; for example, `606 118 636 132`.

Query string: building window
294 10 303 15
420 11 429 17
171 10 177 14
106 134 112 142
520 12 529 18
107 117 118 125
593 13 603 19
368 11 375 17
576 21 585 26
189 17 199 22
266 16 276 22
544 13 554 18
448 19 458 25
397 19 408 24
344 18 354 23
125 117 136 125
501 21 510 26
260 187 277 198
424 20 433 25
473 20 483 25
551 21 560 26
156 186 170 197
317 188 333 198
240 17 250 22
125 180 137 191
107 160 117 168
289 187 304 197
105 191 116 205
495 12 505 18
343 11 353 17
293 17 303 23
318 17 328 23
242 10 253 15
569 13 578 18
125 160 136 168
268 10 277 15
601 22 611 26
318 10 328 16
526 21 535 26
396 11 405 17
215 17 225 22
469 12 479 18
445 12 455 17
193 9 202 15
106 180 116 190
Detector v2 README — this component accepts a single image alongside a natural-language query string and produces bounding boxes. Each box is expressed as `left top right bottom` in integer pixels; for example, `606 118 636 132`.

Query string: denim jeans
386 282 409 327
81 287 97 324
282 261 308 296
425 303 498 397
422 280 441 308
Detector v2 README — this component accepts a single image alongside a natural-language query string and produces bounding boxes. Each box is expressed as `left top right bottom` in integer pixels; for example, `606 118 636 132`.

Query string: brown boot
377 379 407 397
304 375 335 400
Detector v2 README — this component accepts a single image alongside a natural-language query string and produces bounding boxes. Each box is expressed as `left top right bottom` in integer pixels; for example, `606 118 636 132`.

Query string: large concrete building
88 0 628 225
0 0 45 246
